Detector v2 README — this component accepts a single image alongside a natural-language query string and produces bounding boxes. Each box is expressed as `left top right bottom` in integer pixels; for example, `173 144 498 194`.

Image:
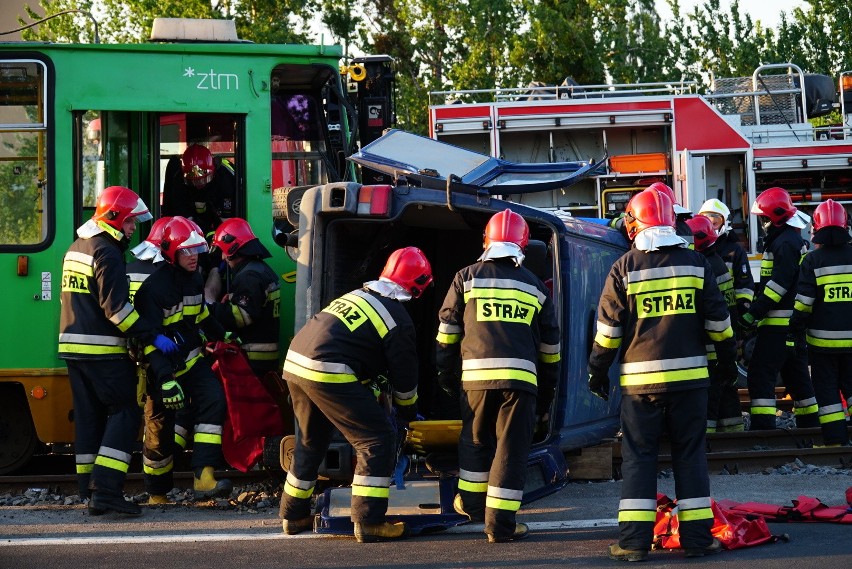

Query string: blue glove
161 379 185 410
153 334 178 355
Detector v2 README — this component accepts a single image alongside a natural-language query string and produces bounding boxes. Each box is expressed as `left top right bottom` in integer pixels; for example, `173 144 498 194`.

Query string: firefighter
208 218 281 378
436 209 560 544
134 216 233 504
686 215 743 432
647 182 694 245
589 189 735 561
59 186 178 515
279 247 432 542
697 199 755 315
740 187 819 430
127 216 172 303
790 199 852 446
161 144 237 237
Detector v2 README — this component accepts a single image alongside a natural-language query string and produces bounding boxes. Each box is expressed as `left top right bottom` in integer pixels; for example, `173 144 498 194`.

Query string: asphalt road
2 473 851 569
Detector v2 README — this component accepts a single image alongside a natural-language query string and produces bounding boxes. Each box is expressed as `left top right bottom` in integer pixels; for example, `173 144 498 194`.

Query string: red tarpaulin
209 341 286 472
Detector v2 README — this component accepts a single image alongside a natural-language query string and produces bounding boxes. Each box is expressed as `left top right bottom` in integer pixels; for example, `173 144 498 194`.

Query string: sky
656 0 805 29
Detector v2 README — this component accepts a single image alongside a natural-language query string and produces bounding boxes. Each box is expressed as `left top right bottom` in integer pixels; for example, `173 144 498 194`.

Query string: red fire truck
428 63 852 254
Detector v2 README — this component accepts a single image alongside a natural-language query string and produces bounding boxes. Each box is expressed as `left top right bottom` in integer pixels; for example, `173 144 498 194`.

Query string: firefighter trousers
707 380 743 432
619 389 714 550
808 351 852 445
67 358 141 499
457 389 535 540
143 360 227 495
748 327 818 429
281 378 396 524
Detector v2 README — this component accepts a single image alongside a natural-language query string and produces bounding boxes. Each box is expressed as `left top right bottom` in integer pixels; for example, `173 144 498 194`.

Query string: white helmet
698 198 731 235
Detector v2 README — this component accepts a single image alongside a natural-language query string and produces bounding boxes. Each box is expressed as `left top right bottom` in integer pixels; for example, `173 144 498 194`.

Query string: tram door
75 111 245 242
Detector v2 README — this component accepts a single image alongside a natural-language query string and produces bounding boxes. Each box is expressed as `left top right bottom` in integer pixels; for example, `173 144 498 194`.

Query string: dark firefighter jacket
715 231 755 306
161 158 236 236
704 246 736 362
209 259 281 365
59 228 156 359
791 241 852 352
435 258 560 406
134 262 225 383
751 225 807 327
127 259 159 304
282 287 418 409
589 245 735 395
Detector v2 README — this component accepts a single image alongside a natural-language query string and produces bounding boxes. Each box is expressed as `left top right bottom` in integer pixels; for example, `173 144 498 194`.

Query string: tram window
159 113 242 233
0 60 47 246
77 111 132 228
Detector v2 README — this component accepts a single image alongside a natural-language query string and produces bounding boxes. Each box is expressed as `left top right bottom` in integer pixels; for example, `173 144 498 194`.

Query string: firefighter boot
608 543 649 562
353 521 410 543
282 516 314 535
486 522 529 543
684 538 723 558
146 494 171 505
193 466 233 499
89 490 142 516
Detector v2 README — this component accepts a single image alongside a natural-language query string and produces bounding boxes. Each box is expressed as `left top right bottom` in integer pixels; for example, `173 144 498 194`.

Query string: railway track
602 426 852 478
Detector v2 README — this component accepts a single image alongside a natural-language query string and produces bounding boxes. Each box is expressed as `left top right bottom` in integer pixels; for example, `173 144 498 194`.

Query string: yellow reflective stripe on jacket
175 351 204 377
461 357 538 385
538 341 561 363
794 293 814 313
283 351 358 383
624 265 704 294
58 332 127 355
757 309 793 327
594 321 622 349
463 277 546 308
436 322 462 344
620 355 708 387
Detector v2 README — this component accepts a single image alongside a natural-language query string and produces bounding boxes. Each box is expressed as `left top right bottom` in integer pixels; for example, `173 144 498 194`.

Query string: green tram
0 18 354 473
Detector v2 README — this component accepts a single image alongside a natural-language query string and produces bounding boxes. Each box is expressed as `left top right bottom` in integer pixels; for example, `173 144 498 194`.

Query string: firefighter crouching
740 187 819 430
436 209 560 544
686 215 744 433
59 186 178 515
790 199 852 446
134 216 233 503
208 218 281 379
279 247 433 542
588 189 736 561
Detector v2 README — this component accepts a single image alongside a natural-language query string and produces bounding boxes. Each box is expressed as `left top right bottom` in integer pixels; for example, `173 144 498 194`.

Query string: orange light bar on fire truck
357 185 391 216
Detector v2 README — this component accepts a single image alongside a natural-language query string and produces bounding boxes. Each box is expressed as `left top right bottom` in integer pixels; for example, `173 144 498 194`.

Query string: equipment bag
653 493 778 550
209 340 286 472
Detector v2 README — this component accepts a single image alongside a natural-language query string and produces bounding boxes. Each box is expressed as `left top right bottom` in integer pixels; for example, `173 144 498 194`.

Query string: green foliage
11 0 852 135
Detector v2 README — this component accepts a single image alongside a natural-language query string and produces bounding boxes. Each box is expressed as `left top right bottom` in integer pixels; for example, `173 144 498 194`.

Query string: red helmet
685 214 718 251
93 186 153 230
159 216 209 264
484 208 529 249
144 216 173 245
213 217 270 258
646 182 676 204
812 199 847 231
624 189 676 240
182 144 215 189
751 187 796 226
380 247 433 298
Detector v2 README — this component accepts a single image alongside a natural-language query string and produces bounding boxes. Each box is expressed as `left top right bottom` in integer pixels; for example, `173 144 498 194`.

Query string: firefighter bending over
436 209 560 543
588 189 735 561
279 247 433 542
134 216 232 503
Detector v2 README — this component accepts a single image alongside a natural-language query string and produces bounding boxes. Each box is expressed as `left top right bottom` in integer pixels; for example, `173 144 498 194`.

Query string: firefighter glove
738 311 756 330
395 403 419 424
785 332 806 356
588 373 609 401
437 370 460 400
715 358 738 387
161 379 185 410
154 334 179 355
